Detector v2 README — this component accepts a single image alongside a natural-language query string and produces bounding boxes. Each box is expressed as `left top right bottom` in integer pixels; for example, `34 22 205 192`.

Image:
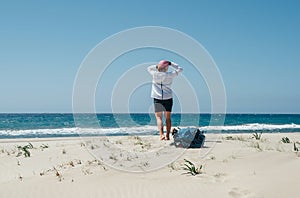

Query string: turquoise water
0 114 300 138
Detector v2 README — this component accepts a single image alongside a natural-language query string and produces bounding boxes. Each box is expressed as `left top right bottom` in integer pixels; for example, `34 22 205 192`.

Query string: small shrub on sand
40 144 49 149
294 143 299 152
17 143 34 157
182 159 203 176
40 144 49 151
252 132 262 140
281 137 291 143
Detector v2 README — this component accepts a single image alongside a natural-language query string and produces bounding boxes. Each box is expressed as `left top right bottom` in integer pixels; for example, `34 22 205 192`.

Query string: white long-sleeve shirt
147 62 183 100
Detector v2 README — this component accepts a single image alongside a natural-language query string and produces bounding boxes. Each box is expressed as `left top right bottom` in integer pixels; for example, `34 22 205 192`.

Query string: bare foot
160 135 166 140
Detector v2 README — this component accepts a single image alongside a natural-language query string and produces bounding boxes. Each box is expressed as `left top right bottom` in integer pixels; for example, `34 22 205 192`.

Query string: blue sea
0 114 300 139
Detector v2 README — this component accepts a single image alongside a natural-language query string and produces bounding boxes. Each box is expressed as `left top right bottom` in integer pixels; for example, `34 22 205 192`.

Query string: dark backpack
172 127 205 148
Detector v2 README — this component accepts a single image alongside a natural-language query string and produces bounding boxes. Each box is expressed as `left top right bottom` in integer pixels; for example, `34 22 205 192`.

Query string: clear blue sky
0 0 299 113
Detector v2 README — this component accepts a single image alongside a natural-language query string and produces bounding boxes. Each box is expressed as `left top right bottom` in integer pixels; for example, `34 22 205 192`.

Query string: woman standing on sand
147 60 183 140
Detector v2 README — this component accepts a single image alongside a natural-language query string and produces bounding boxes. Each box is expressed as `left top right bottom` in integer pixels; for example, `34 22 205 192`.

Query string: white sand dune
0 133 299 198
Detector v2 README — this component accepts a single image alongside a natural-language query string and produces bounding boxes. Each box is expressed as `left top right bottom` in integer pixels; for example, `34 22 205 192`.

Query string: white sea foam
199 123 300 131
1 123 300 137
0 126 159 137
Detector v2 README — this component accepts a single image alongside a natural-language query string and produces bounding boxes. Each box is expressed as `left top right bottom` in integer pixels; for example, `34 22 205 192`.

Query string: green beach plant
40 144 49 151
252 132 262 140
17 143 34 157
281 137 291 143
40 144 49 149
293 143 299 152
40 144 49 148
182 159 203 176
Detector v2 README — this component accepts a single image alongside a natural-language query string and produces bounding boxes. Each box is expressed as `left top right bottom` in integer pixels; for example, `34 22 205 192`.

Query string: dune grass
281 137 291 143
294 143 299 152
182 159 203 176
252 132 262 140
17 143 34 157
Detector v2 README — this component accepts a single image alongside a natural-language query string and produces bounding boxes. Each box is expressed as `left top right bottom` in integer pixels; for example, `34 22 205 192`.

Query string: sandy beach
0 132 299 198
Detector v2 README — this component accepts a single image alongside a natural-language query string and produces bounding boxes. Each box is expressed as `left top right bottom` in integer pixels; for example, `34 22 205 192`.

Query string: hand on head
157 60 171 72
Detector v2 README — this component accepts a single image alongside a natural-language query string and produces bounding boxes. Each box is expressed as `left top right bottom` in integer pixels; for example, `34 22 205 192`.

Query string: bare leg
155 112 165 140
165 111 171 140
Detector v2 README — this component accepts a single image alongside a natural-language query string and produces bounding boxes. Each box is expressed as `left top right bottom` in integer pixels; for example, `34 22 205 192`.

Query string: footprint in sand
213 172 228 183
228 187 257 198
202 173 228 183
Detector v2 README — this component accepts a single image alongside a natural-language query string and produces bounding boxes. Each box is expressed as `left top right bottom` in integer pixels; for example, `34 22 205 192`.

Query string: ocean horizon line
0 112 300 115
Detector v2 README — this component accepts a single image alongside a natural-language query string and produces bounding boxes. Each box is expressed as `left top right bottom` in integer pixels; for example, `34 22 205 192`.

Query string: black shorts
153 98 173 112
